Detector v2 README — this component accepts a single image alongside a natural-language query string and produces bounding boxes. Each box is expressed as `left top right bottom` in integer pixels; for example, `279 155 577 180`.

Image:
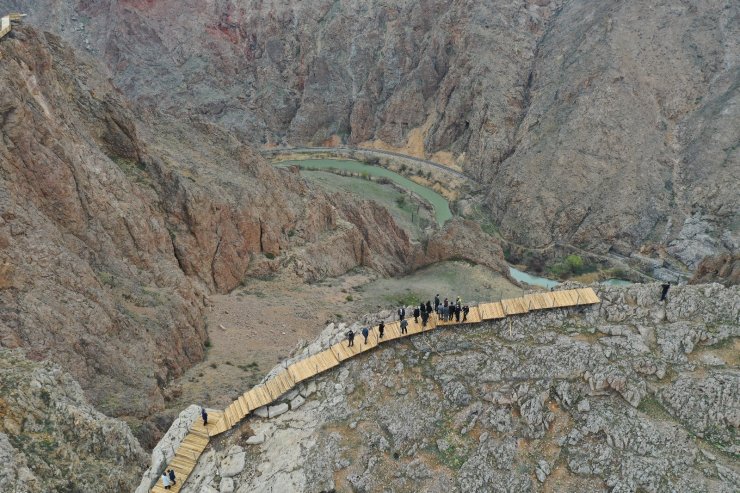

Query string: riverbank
277 158 453 226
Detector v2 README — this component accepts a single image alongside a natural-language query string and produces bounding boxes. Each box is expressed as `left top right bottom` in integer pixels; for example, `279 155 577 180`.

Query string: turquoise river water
277 158 631 289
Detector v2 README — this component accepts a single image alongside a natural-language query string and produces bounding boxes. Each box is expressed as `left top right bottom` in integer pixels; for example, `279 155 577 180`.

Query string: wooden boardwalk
0 13 25 40
150 287 599 492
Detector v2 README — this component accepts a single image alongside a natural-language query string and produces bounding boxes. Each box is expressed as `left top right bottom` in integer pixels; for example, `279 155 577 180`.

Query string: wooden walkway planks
151 287 600 492
0 16 10 39
151 409 221 493
0 13 25 41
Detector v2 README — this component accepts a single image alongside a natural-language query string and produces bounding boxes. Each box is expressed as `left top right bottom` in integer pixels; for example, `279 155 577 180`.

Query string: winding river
276 158 631 289
277 158 452 226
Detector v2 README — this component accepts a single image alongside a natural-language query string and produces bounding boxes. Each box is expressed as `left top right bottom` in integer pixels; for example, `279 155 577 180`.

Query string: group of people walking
161 469 177 489
346 294 470 346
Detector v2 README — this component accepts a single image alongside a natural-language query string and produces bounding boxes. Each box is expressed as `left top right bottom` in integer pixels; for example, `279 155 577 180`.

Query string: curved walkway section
150 287 600 492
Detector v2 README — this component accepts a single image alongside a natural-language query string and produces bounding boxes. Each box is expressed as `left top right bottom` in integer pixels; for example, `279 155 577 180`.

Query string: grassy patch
637 396 673 421
384 291 422 307
237 362 259 372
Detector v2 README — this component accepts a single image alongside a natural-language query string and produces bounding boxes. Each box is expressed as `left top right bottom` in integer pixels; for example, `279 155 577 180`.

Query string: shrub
565 254 584 272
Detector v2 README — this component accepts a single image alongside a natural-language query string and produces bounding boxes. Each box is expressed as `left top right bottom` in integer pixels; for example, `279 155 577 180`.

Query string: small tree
565 255 584 274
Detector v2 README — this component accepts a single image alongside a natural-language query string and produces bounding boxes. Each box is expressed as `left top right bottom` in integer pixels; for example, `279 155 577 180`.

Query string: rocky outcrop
161 283 739 492
0 349 147 492
691 253 740 286
0 27 207 421
415 219 509 276
11 0 739 269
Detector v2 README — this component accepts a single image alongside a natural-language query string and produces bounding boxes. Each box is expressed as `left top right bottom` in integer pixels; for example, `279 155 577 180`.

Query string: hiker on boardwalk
201 407 208 426
398 306 406 320
442 305 449 321
400 318 408 334
168 469 177 486
362 326 370 344
454 304 461 322
421 308 429 327
434 294 440 312
347 329 355 347
660 283 670 301
162 472 171 489
378 321 385 339
462 305 469 321
456 296 462 307
426 300 433 314
413 306 420 323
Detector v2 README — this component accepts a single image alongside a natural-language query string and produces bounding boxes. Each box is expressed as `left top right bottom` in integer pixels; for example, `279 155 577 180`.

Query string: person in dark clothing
168 469 177 486
413 307 420 323
421 309 429 327
426 300 433 314
454 305 461 322
201 407 208 426
378 321 385 339
347 330 355 347
398 306 406 320
462 305 469 321
362 327 370 344
443 298 449 308
400 319 408 334
660 283 670 301
420 303 426 316
434 294 440 312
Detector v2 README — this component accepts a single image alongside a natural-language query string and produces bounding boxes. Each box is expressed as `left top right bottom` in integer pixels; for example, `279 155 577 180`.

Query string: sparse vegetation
548 254 596 279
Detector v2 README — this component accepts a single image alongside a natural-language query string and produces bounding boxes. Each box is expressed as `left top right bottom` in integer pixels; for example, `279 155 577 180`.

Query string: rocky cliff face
5 0 737 267
0 349 147 492
163 283 739 492
0 25 507 436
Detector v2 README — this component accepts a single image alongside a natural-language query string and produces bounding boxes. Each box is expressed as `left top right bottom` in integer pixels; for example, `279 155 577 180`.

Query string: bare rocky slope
4 0 738 269
149 283 739 493
0 348 147 493
0 25 507 444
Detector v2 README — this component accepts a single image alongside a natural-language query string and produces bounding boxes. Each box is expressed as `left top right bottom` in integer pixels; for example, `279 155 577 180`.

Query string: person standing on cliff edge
378 321 385 339
347 329 355 347
413 306 420 323
660 283 670 301
362 326 370 344
398 306 406 321
201 407 208 426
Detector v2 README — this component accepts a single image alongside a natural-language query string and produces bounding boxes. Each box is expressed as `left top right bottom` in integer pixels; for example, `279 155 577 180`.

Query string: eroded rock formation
7 0 738 266
0 349 148 492
0 26 507 433
158 283 739 492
